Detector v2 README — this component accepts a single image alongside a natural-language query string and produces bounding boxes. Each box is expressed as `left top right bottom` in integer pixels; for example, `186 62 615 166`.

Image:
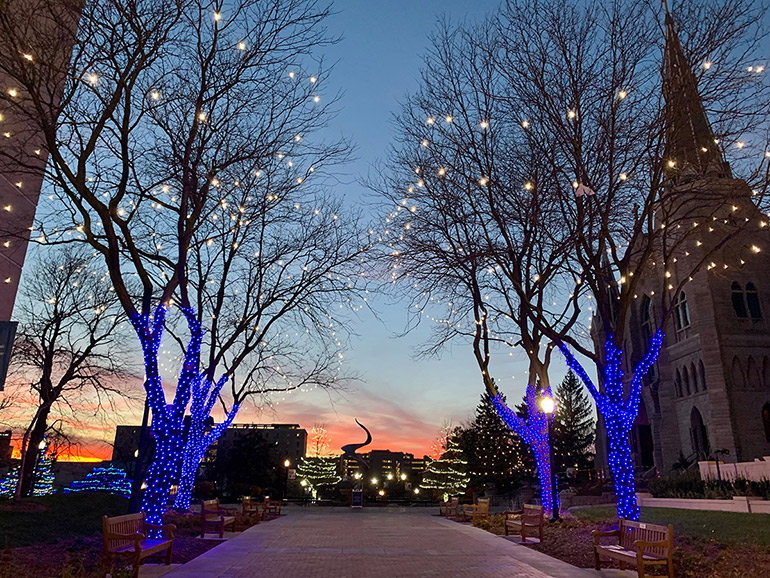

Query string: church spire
662 3 731 180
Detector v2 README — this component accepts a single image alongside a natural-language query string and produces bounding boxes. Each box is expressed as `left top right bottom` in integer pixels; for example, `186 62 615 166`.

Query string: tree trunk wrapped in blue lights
559 330 664 520
491 384 558 518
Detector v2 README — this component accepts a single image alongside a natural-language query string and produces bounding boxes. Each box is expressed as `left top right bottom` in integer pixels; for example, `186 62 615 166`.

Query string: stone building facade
595 12 770 473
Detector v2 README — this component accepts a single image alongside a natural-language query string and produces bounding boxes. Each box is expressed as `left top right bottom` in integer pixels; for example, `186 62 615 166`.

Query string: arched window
699 359 707 391
732 282 748 318
763 403 770 443
763 357 770 389
731 357 745 389
675 368 682 397
746 283 762 320
748 357 761 390
674 292 691 330
683 366 691 396
690 407 710 458
641 296 654 343
691 362 698 393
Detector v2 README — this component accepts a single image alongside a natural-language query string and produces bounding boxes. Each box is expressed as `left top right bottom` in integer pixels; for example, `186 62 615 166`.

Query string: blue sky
259 0 566 455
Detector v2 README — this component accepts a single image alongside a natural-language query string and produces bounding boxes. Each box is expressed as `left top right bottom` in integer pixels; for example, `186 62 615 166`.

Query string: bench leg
619 561 626 571
594 548 601 571
219 521 224 539
132 554 140 578
166 543 173 566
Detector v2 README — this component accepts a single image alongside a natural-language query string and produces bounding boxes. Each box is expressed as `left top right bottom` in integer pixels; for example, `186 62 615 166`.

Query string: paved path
164 506 600 578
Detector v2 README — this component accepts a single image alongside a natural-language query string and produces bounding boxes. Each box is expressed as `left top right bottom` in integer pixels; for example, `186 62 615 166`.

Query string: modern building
0 0 80 389
595 11 770 473
0 429 12 464
214 423 307 465
339 449 429 484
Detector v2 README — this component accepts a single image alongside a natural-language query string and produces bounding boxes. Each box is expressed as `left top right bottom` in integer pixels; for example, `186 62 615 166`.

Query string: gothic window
731 357 745 389
691 362 698 393
764 357 770 389
764 403 770 443
746 283 762 320
748 357 761 390
675 367 681 395
690 407 710 458
674 292 691 331
699 359 707 390
732 282 748 318
683 366 691 396
641 296 654 344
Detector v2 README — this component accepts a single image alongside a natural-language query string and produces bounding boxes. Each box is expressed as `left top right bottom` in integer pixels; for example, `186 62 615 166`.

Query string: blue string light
491 383 559 517
559 329 664 520
64 466 131 498
130 305 202 528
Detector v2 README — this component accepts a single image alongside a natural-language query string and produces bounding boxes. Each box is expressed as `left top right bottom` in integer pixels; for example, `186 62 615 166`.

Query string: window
641 296 654 343
691 362 698 393
731 357 745 389
699 359 707 390
732 282 748 318
683 366 691 396
674 292 691 330
675 368 682 398
746 283 762 319
764 403 770 443
749 357 761 390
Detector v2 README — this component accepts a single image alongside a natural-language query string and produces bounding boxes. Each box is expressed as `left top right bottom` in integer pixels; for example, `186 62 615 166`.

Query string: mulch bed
470 512 770 578
0 509 264 578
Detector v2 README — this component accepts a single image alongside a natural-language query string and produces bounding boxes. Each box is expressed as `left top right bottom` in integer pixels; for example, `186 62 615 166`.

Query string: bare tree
0 0 370 521
377 20 583 515
8 248 132 497
493 0 770 519
382 0 770 520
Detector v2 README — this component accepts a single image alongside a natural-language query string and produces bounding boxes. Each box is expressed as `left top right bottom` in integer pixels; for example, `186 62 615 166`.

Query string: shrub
650 471 770 500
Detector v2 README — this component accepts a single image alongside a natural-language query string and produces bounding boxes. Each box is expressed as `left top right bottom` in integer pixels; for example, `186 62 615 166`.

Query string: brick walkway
163 506 599 578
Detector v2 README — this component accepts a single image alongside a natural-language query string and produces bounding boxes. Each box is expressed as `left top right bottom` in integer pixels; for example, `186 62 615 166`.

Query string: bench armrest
145 523 176 539
634 539 670 552
592 529 621 545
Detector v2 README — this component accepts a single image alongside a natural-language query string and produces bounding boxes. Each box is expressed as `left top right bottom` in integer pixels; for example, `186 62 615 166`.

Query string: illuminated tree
381 0 770 520
64 466 132 497
296 456 339 499
420 431 469 501
0 0 369 523
460 393 527 492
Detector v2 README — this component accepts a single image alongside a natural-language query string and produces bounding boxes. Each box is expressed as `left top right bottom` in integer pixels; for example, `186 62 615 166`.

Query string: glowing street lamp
400 473 407 481
540 396 560 522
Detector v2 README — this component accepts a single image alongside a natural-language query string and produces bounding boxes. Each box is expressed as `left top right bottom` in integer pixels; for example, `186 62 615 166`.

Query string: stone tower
612 10 770 473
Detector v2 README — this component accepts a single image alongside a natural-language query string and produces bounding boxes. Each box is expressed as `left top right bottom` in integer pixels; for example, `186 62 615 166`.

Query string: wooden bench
262 499 282 520
241 496 259 517
461 497 490 523
102 512 175 578
439 497 459 517
504 504 544 542
201 498 237 538
592 519 674 578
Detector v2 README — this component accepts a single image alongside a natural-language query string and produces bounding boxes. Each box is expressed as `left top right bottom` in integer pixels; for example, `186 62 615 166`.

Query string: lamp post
540 396 560 522
283 459 291 500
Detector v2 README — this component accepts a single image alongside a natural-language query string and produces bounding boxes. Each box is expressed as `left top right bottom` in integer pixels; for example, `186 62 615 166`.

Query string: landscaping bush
650 471 770 500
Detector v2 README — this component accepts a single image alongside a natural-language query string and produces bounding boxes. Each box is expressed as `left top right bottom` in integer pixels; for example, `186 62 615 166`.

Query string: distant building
110 425 145 474
339 449 429 484
214 423 307 464
0 429 12 464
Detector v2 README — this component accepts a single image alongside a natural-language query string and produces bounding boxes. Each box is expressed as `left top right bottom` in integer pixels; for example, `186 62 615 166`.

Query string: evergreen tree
553 371 595 472
0 466 19 498
420 432 469 501
296 456 340 499
64 466 132 497
31 454 55 496
461 393 527 492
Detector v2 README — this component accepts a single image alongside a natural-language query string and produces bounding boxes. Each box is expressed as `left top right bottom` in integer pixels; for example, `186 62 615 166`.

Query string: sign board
0 321 17 390
288 468 296 480
351 488 363 508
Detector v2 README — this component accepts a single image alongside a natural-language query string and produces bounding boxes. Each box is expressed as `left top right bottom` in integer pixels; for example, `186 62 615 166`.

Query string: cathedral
595 11 770 474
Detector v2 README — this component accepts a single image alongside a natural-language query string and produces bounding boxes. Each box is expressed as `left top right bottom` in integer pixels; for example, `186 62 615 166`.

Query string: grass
0 493 128 548
573 506 770 547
